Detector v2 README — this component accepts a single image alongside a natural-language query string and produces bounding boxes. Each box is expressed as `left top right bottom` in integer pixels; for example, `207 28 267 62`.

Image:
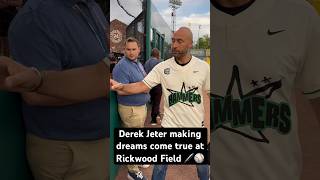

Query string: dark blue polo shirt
8 0 109 140
144 57 160 74
112 57 150 106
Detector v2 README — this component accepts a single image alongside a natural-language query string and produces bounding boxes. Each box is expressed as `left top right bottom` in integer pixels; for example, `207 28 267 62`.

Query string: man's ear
189 40 193 49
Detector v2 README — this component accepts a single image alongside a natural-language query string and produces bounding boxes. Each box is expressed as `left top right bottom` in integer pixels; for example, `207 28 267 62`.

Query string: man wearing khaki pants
112 37 150 180
6 0 109 180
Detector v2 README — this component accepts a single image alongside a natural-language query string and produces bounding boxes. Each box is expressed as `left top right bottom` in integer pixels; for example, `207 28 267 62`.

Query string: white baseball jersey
143 56 210 128
211 0 320 180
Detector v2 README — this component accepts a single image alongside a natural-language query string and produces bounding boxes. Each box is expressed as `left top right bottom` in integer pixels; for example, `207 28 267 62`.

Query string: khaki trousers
118 104 147 173
118 104 147 128
26 134 109 180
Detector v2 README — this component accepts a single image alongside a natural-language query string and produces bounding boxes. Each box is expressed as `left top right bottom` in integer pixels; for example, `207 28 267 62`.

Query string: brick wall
110 19 127 53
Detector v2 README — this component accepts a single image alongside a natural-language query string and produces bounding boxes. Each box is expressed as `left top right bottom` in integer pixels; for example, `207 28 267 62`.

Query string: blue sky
152 0 210 17
110 0 210 41
151 0 210 39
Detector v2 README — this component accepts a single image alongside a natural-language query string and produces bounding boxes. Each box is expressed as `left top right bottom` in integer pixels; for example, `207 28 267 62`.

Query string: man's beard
170 49 189 58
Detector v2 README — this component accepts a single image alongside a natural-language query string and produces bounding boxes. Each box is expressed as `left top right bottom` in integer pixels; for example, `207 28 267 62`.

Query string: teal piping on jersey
303 88 320 95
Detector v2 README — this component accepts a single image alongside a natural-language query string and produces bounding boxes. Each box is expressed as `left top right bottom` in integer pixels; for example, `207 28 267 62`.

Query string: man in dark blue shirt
8 0 108 179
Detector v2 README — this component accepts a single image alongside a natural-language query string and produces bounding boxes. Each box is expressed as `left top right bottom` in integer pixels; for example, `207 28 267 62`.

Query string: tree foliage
195 34 210 49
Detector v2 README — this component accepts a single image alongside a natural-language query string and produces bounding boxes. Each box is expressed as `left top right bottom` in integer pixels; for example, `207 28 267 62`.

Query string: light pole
169 0 182 34
198 25 201 49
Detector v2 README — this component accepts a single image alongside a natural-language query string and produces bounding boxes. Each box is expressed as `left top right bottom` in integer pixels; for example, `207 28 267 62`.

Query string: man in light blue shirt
112 37 149 180
8 0 109 179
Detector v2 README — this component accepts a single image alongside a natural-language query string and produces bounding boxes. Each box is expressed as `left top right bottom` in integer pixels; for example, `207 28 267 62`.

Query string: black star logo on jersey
211 65 291 144
262 76 272 84
250 80 259 87
167 82 201 107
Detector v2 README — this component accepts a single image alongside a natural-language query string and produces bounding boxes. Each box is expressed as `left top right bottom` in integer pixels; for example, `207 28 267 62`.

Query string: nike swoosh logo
267 29 286 35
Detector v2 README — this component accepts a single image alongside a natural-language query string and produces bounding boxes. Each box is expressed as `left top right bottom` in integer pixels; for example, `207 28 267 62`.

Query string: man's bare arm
0 57 109 101
36 61 109 101
21 93 81 106
110 79 150 95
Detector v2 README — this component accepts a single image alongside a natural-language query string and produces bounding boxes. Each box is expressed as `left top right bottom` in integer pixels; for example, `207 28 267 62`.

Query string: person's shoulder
153 58 161 64
112 59 125 74
144 58 151 65
17 0 63 16
281 0 314 9
9 0 40 27
146 57 157 63
191 56 210 73
278 0 318 17
192 56 209 65
157 57 174 66
115 57 131 68
151 57 159 62
148 57 172 72
279 0 320 35
115 58 125 65
10 0 63 31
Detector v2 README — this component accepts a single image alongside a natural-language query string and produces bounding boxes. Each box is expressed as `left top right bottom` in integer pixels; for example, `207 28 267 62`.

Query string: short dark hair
151 48 160 58
125 37 140 47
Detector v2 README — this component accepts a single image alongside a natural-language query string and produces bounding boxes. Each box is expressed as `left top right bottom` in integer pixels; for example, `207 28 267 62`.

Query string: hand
0 56 41 92
110 79 124 91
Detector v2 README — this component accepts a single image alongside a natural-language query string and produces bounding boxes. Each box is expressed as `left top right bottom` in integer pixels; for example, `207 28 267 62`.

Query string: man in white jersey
111 27 210 180
211 0 320 180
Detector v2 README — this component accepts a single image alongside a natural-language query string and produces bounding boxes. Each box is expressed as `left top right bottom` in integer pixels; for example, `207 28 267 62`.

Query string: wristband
29 67 44 92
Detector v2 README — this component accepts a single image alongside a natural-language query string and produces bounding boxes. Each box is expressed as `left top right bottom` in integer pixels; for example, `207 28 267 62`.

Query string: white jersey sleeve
298 8 320 99
143 64 161 89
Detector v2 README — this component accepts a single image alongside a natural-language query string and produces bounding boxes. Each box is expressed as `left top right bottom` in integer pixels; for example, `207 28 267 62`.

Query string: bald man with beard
111 27 210 180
